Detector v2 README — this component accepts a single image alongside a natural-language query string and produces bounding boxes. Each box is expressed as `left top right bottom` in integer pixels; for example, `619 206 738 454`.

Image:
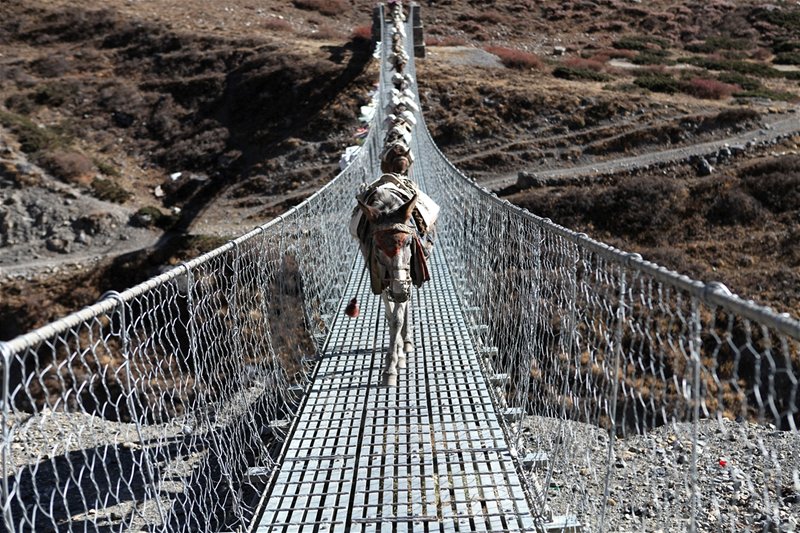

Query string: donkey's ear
358 198 381 222
400 193 418 221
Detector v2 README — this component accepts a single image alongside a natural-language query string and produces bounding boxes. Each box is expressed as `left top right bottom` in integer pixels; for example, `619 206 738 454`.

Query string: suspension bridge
2 4 800 533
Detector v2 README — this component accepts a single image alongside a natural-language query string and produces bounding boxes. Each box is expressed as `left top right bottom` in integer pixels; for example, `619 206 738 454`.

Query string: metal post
600 265 626 531
410 3 426 58
1 341 15 532
101 291 168 526
689 297 702 532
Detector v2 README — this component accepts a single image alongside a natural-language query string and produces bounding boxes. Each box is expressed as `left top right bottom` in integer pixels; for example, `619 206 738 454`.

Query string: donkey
353 180 429 386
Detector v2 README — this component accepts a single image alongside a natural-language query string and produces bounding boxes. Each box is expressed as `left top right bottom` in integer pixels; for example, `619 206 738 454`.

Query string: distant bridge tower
410 3 426 58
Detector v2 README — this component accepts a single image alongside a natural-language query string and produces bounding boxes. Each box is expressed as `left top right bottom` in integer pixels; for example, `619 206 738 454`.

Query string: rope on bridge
1 2 799 532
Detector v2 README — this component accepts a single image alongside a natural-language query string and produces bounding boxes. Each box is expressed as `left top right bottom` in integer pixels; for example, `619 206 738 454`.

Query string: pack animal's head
359 193 418 302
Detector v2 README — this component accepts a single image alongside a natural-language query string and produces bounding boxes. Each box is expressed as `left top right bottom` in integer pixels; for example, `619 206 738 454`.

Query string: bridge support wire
1 2 799 533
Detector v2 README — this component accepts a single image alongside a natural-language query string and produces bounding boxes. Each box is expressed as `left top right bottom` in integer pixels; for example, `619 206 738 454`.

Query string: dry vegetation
1 0 799 426
416 0 799 319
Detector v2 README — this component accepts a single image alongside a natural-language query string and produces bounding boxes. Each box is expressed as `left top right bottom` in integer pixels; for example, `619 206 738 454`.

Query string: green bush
613 35 669 51
91 178 131 203
0 110 64 153
634 72 682 94
631 50 674 65
686 36 753 53
132 206 178 230
717 72 763 91
759 8 800 30
685 56 782 78
553 66 611 82
33 83 76 107
774 51 800 65
603 82 639 92
773 40 800 54
734 89 797 102
93 157 120 177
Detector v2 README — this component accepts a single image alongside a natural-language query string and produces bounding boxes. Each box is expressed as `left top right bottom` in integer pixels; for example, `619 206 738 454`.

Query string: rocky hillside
2 0 799 339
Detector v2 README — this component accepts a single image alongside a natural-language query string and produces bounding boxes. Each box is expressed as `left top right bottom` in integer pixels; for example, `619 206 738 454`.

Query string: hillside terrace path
483 111 799 191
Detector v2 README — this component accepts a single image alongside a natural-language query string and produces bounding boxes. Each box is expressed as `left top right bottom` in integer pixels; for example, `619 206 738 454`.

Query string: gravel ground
521 416 800 532
4 381 276 532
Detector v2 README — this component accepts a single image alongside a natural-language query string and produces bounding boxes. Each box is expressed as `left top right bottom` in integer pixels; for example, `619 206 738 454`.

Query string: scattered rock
695 156 714 176
45 237 70 254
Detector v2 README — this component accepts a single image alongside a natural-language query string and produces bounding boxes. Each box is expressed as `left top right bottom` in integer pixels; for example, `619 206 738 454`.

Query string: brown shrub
293 0 346 17
698 108 761 132
706 189 766 225
517 177 689 246
464 10 508 25
41 150 94 184
591 177 689 245
263 18 292 32
351 25 372 43
564 57 606 72
457 21 490 40
741 155 800 213
684 78 739 100
485 46 543 70
30 55 72 78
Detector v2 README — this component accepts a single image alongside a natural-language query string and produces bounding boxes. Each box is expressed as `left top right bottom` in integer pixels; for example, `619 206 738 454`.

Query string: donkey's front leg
382 294 405 386
401 293 414 356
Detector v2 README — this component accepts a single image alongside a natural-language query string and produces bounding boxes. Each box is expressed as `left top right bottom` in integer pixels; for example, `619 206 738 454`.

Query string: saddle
350 174 439 293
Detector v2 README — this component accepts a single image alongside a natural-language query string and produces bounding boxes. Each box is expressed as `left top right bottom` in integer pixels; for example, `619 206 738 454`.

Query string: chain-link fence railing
5 4 800 532
0 20 390 532
416 101 800 531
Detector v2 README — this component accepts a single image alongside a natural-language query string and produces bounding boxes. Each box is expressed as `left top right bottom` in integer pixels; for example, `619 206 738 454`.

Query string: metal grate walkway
255 249 536 532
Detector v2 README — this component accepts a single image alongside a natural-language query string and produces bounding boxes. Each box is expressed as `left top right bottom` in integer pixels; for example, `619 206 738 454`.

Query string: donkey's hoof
404 341 414 353
397 355 407 369
383 372 398 387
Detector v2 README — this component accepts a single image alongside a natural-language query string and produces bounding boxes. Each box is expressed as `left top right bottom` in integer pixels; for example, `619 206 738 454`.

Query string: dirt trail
0 231 160 278
484 112 800 190
450 112 710 166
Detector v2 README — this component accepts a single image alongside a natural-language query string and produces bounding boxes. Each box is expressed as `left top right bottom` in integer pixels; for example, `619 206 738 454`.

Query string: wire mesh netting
418 120 800 531
3 3 800 532
0 69 386 533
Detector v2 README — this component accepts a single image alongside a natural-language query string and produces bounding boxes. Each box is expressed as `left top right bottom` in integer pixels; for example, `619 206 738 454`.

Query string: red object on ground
345 298 359 318
719 459 727 467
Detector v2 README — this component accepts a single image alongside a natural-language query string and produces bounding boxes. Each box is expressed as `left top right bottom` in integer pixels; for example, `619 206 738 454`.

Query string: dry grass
263 18 292 32
564 57 606 72
41 150 94 184
308 24 344 40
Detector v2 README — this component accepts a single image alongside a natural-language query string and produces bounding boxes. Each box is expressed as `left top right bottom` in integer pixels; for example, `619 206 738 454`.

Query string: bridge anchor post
409 3 426 58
